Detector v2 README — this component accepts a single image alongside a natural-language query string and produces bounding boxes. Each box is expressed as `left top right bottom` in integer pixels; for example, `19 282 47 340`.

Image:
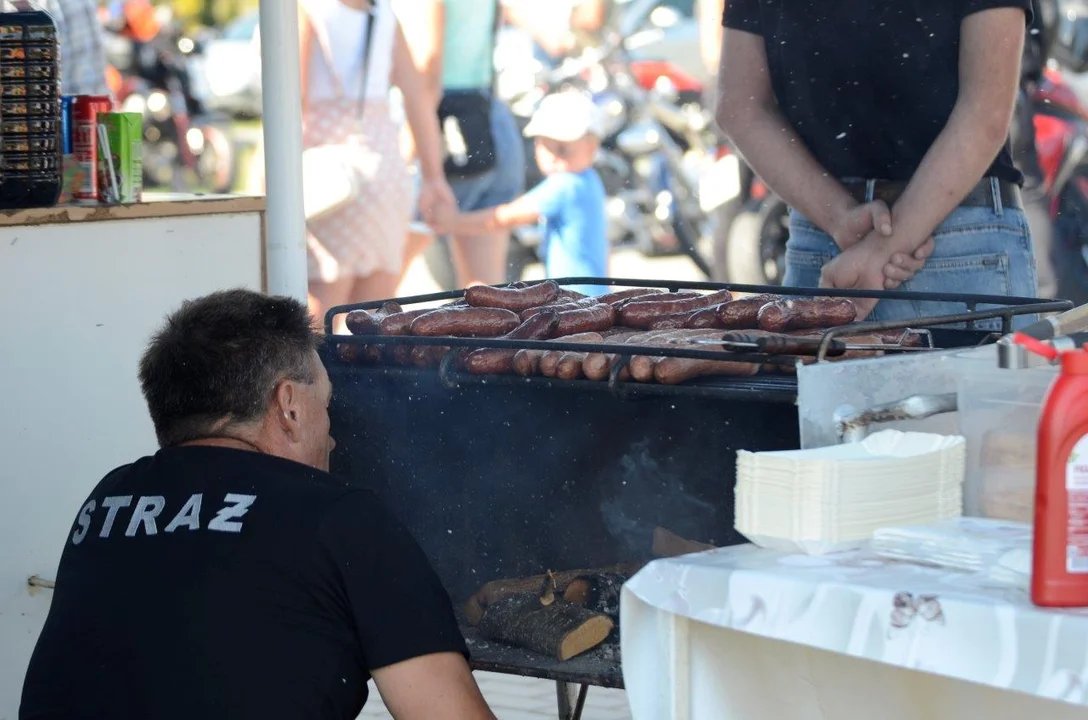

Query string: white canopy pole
258 0 308 300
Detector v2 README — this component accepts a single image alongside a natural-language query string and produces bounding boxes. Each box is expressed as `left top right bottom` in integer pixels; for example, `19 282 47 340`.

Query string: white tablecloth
621 544 1088 719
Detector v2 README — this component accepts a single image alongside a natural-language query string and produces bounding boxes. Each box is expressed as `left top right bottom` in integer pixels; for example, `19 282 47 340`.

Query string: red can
71 95 112 201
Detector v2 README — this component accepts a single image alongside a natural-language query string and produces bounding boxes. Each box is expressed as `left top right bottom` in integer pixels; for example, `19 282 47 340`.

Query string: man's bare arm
716 29 866 249
880 8 1026 257
698 0 725 77
372 652 496 720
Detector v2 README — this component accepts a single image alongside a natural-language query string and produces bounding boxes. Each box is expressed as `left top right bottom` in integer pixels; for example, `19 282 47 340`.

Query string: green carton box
96 112 143 203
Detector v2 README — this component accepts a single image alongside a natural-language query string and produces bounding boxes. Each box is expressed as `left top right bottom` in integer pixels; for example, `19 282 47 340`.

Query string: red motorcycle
1029 66 1088 305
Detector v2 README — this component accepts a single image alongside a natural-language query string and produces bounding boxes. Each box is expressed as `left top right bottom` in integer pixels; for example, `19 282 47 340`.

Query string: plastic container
1032 349 1088 607
955 350 1057 521
0 0 62 209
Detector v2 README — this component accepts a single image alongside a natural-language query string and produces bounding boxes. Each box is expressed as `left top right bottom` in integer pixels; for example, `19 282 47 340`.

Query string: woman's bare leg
401 228 435 279
449 231 509 287
351 271 403 304
309 277 356 335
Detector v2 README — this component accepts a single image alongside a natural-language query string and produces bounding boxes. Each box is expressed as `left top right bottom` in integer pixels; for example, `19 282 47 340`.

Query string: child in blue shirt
434 90 610 296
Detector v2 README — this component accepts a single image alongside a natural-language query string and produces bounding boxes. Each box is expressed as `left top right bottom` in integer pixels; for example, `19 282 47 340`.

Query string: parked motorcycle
506 21 718 279
105 24 237 193
423 0 717 289
1029 65 1088 305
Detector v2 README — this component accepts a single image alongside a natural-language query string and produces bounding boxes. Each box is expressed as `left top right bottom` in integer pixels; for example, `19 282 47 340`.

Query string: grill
322 279 1068 719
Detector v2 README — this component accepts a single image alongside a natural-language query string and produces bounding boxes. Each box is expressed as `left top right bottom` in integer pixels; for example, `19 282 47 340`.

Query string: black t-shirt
723 0 1033 185
20 447 467 720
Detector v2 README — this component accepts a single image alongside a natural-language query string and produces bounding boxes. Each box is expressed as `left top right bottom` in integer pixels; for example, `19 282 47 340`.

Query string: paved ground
358 673 632 720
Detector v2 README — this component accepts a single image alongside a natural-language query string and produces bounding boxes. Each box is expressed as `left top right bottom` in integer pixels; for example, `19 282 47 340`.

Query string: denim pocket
883 251 1011 330
902 252 1011 296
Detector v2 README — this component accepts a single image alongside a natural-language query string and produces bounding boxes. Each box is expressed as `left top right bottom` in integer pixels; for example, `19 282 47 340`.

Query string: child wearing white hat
432 90 609 295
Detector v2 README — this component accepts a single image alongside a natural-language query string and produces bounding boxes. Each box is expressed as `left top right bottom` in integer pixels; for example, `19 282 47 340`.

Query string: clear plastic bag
871 517 1032 586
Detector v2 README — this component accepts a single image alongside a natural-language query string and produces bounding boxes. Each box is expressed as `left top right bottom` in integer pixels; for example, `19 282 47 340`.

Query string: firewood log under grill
561 573 629 620
463 563 641 626
477 593 615 662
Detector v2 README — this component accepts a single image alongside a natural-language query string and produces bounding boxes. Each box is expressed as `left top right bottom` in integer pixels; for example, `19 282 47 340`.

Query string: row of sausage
335 281 902 384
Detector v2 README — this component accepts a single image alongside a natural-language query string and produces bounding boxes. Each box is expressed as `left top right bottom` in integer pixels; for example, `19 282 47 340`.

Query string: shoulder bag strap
356 0 376 116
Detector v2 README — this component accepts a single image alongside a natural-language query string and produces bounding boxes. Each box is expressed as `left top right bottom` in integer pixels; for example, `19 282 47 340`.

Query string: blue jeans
784 199 1039 331
448 97 526 211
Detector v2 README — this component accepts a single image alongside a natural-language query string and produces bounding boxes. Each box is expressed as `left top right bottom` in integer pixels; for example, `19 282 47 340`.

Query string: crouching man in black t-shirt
20 290 497 720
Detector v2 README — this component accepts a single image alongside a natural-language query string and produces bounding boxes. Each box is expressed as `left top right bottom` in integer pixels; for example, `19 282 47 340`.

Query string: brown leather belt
844 178 1022 211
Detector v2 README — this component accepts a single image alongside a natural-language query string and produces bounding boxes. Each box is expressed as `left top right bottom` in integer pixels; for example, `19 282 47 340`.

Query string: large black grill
322 279 1068 717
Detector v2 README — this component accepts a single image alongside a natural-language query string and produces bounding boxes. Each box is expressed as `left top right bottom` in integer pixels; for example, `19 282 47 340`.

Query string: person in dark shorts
717 0 1038 326
19 290 495 720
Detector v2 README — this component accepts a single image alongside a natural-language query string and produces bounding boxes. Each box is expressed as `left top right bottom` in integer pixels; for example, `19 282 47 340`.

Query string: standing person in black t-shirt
717 1 1038 325
20 290 496 720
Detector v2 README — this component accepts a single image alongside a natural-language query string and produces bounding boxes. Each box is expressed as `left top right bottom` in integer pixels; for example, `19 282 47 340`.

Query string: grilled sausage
556 288 589 301
622 329 728 383
512 349 541 376
586 328 688 381
345 304 405 364
512 332 604 377
520 301 580 322
654 357 760 385
617 290 701 306
410 307 521 337
648 304 730 331
757 298 857 333
555 304 615 336
555 352 588 380
462 312 562 375
581 330 644 381
390 345 413 366
336 343 362 363
618 290 733 329
537 333 606 377
345 301 402 335
646 314 689 331
597 288 665 305
539 350 565 377
716 294 779 329
465 280 560 312
411 345 450 368
629 354 659 382
379 308 436 336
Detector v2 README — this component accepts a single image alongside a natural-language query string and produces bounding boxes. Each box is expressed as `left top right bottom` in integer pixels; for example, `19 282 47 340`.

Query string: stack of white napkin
736 430 966 554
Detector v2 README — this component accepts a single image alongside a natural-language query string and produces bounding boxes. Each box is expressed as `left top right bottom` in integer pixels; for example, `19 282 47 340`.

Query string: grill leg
555 681 589 720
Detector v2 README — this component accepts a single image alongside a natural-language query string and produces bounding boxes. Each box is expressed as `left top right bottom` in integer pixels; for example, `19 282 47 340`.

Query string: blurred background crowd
51 0 1088 315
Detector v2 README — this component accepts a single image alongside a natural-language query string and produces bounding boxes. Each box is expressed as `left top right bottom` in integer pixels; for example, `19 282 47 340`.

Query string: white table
621 544 1088 719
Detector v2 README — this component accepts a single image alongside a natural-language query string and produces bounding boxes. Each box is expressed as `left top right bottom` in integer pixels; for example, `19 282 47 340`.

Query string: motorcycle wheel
724 198 790 286
1052 188 1088 306
196 124 238 194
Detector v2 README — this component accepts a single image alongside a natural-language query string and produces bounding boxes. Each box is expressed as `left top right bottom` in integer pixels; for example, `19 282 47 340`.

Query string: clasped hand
820 200 936 320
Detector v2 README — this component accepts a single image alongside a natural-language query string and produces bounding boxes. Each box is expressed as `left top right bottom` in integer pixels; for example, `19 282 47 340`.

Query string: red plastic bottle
1033 349 1088 607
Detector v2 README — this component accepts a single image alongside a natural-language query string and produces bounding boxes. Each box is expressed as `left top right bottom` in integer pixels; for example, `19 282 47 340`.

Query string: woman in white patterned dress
300 0 454 321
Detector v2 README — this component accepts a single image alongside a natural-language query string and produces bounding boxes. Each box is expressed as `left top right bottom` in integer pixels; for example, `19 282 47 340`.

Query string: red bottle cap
1061 349 1088 375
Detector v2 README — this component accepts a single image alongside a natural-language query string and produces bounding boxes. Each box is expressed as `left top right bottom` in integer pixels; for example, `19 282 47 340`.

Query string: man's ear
273 380 302 440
